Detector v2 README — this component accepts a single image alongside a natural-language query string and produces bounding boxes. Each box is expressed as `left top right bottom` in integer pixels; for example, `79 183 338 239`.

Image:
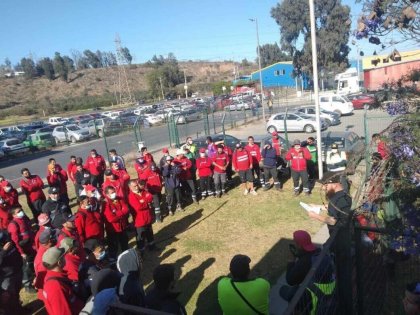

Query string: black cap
317 171 343 185
39 228 56 244
48 186 60 194
55 213 75 226
230 254 251 279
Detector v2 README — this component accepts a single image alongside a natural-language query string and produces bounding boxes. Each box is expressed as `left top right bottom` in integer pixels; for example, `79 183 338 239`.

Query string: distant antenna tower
114 34 135 106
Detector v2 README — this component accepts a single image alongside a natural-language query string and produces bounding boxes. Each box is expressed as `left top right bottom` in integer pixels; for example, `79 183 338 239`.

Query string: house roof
251 61 293 75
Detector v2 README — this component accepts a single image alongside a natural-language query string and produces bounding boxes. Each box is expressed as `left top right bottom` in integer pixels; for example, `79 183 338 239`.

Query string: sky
0 0 416 66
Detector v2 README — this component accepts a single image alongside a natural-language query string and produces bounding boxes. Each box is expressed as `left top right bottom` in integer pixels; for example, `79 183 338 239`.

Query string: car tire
325 119 332 126
267 125 277 133
98 130 104 138
334 110 342 116
70 136 77 144
54 137 60 144
304 124 315 133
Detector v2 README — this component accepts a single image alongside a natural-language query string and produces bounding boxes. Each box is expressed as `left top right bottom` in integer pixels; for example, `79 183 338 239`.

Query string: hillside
0 61 256 109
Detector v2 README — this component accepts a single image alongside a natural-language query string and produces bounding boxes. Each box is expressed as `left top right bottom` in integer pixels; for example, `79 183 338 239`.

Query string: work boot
192 196 198 204
155 214 162 223
250 189 258 196
294 190 300 196
176 203 184 212
169 210 174 216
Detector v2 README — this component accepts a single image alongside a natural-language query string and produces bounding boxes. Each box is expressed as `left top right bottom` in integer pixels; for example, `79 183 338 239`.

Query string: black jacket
286 248 320 286
0 242 23 280
75 170 92 186
41 199 71 228
145 286 186 315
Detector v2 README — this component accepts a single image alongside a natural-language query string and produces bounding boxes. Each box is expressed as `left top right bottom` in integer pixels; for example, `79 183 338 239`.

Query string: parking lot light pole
249 18 266 121
308 0 323 179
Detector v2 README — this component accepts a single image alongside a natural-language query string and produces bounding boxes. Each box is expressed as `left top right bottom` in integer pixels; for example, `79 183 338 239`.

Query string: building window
274 70 280 76
281 69 286 75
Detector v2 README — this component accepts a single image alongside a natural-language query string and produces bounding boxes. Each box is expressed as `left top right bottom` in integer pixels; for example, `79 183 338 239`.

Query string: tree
120 47 133 64
63 56 75 73
20 57 37 78
71 50 89 70
271 0 351 78
258 43 291 67
4 58 11 70
83 49 101 68
53 52 68 81
105 52 117 66
241 58 251 67
96 50 105 68
38 57 55 80
212 81 232 96
355 0 419 45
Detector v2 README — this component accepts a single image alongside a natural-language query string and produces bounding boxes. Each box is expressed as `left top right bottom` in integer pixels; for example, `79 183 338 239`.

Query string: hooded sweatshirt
117 248 145 307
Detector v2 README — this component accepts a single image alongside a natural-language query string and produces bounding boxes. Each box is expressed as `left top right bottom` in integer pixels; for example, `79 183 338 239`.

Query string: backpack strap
230 280 264 315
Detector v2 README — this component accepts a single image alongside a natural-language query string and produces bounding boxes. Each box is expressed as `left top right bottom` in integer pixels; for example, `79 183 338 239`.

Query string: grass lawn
19 169 324 315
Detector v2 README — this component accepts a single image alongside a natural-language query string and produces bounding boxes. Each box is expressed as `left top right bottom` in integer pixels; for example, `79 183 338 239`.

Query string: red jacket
103 197 130 233
84 155 106 176
212 152 230 174
47 169 68 195
377 141 390 159
20 175 46 204
112 168 130 187
285 147 312 171
57 228 86 259
272 137 282 156
223 146 233 158
102 178 125 199
7 216 35 256
128 190 153 228
232 149 252 171
0 187 21 207
196 157 213 177
134 162 149 181
143 168 163 194
63 252 81 282
245 144 262 165
143 152 155 166
67 162 77 183
34 225 47 250
34 244 48 300
75 208 104 245
174 156 192 180
0 204 11 229
43 270 84 315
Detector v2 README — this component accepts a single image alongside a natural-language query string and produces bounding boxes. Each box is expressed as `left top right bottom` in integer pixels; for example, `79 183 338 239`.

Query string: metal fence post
102 126 110 161
212 109 216 134
203 109 210 136
221 113 226 139
283 108 289 144
173 116 180 148
166 116 172 148
355 227 364 315
229 109 234 129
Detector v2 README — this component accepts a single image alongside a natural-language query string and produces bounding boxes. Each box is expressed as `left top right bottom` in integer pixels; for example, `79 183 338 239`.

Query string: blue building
250 61 309 89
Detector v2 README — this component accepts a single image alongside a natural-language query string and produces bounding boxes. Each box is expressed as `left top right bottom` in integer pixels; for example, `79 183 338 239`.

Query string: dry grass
19 167 323 314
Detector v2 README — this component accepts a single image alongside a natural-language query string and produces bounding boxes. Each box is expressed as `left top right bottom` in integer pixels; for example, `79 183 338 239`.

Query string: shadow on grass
194 237 293 315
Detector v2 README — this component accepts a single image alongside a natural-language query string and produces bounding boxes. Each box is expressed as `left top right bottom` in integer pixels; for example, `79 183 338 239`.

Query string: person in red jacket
84 149 106 188
47 158 70 205
8 206 37 292
75 196 104 248
285 139 312 196
102 169 125 199
134 157 149 181
272 131 283 157
232 143 257 196
80 184 102 213
196 148 214 199
0 198 11 229
213 144 230 197
67 155 78 196
372 133 390 159
143 164 163 222
34 213 51 250
19 168 46 219
174 148 198 203
111 161 130 196
42 247 84 315
33 228 56 301
128 180 155 254
55 213 86 259
103 186 130 258
0 181 21 207
139 146 155 166
59 237 82 282
245 136 263 186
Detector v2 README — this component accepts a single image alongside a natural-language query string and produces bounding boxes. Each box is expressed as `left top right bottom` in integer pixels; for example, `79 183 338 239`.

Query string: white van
319 94 353 116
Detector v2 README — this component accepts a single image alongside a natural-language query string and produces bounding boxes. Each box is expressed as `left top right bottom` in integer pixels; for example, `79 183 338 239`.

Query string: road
0 108 393 187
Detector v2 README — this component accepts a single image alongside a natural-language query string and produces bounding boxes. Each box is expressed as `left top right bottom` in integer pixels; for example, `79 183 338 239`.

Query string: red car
351 94 376 110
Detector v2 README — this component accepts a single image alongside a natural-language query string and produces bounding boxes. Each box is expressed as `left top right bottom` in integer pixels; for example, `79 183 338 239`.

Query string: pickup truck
24 132 56 151
48 117 67 125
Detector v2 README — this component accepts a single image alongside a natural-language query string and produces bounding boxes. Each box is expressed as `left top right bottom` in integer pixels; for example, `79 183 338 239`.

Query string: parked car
87 118 111 137
294 106 341 126
192 134 242 151
35 126 55 134
143 115 163 126
320 131 365 174
52 124 90 144
0 138 30 156
318 94 354 116
73 114 94 124
173 109 202 124
48 117 67 125
350 94 376 110
266 112 328 134
24 132 56 151
240 134 291 152
102 111 123 120
0 130 27 142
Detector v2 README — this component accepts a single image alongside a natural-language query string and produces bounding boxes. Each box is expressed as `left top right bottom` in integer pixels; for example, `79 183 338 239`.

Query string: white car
52 124 91 144
144 115 163 125
48 117 67 125
0 138 30 156
266 112 328 133
102 111 123 119
319 94 354 116
294 106 341 126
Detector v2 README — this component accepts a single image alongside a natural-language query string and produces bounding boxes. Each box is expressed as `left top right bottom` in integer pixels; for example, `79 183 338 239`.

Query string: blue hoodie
262 146 277 168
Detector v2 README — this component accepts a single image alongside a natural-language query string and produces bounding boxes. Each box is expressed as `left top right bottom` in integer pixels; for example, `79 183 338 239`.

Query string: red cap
1 181 10 187
199 148 206 153
162 147 169 153
85 184 96 192
293 230 316 252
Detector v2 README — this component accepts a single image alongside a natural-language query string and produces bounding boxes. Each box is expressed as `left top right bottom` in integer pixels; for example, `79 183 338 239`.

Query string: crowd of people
0 131 357 315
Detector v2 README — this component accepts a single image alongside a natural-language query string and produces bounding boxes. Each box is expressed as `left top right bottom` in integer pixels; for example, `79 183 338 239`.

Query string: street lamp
249 18 266 121
308 0 323 179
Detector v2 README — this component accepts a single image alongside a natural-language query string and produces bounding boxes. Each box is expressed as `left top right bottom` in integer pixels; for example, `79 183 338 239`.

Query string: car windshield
8 139 21 145
67 125 80 131
322 137 345 148
39 134 52 140
342 96 350 102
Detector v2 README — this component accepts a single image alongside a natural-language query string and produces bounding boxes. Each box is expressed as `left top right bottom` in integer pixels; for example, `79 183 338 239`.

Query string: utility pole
184 71 188 99
250 18 266 121
114 34 135 106
159 77 165 100
308 0 323 180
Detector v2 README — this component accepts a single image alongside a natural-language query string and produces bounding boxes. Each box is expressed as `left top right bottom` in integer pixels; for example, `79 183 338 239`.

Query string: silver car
266 112 328 133
294 106 341 126
0 138 30 156
52 124 90 144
